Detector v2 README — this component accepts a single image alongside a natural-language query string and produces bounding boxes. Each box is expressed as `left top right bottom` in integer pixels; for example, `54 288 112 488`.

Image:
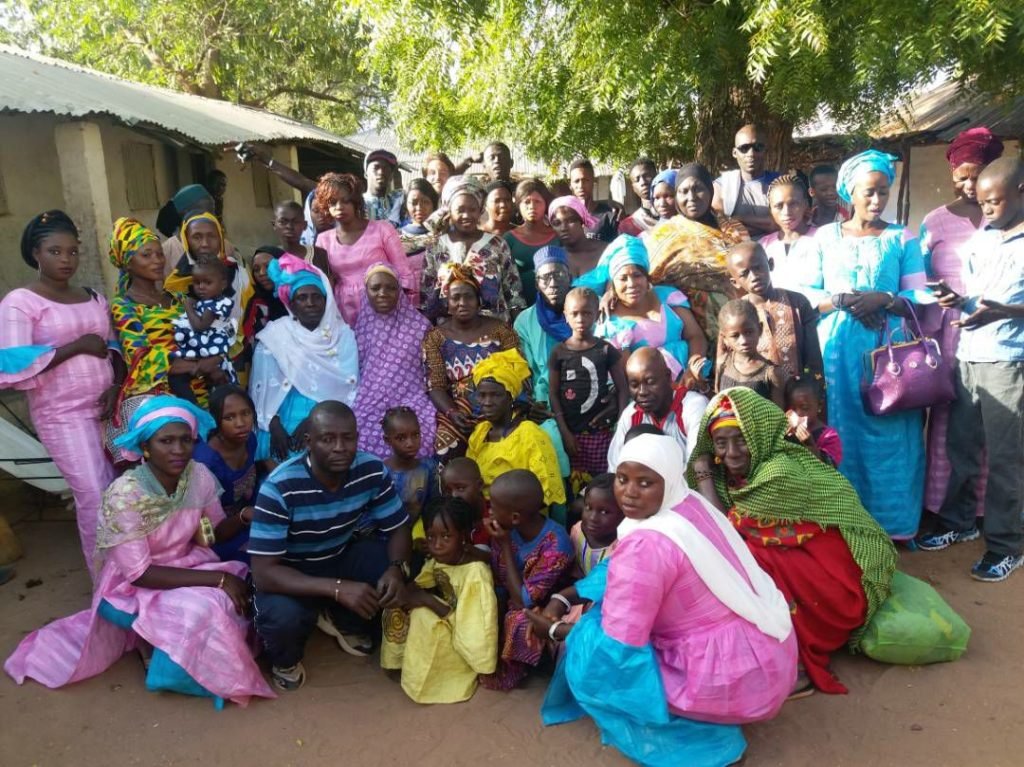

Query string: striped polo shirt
248 451 407 567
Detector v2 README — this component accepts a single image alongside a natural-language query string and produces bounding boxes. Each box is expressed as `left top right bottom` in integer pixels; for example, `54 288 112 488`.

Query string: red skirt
731 513 867 694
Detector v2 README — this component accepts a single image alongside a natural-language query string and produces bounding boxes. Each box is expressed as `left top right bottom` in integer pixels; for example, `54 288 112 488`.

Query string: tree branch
243 86 362 108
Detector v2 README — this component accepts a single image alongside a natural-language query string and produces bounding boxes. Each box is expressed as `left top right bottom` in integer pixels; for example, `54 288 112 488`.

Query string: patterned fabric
352 284 436 460
749 289 822 381
4 462 275 706
645 214 749 342
920 205 988 512
171 295 236 362
596 285 692 377
108 217 160 294
687 387 897 648
421 233 526 323
422 323 519 457
481 518 574 690
111 293 206 403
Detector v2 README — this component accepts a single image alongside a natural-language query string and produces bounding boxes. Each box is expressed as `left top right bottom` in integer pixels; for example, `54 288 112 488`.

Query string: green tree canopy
3 0 380 134
355 0 1024 169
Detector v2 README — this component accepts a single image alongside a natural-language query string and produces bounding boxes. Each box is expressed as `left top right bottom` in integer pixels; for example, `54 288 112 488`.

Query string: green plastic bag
860 571 971 665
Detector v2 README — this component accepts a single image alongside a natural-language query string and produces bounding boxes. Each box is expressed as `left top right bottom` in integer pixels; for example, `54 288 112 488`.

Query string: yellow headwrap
471 348 531 398
108 217 159 293
180 211 226 262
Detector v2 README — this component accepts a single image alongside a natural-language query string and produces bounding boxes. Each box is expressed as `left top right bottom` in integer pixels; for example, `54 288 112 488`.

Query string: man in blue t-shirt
249 401 411 691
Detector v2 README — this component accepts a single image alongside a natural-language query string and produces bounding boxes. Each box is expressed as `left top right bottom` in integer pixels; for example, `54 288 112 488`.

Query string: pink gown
601 494 797 724
920 205 988 514
0 288 116 576
317 220 417 325
4 463 275 706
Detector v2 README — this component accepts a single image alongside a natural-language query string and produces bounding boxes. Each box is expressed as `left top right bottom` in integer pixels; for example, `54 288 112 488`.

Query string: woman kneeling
688 388 897 694
5 396 275 707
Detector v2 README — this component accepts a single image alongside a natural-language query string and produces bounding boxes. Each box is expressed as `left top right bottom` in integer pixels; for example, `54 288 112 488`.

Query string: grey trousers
939 360 1024 556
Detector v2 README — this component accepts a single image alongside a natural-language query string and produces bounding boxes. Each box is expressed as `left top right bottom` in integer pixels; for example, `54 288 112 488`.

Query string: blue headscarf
533 246 572 342
836 150 898 204
112 395 215 462
650 169 678 202
573 234 650 293
268 254 326 310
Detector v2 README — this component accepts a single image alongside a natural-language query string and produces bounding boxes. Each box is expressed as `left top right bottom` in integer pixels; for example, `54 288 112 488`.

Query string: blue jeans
252 538 390 668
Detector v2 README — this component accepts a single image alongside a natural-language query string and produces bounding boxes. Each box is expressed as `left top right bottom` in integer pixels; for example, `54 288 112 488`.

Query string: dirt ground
2 515 1023 767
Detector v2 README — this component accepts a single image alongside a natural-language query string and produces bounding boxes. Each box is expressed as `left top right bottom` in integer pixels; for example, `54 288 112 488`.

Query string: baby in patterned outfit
169 258 237 402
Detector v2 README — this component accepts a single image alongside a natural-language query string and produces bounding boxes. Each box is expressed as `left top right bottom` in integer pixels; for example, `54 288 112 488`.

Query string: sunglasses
736 142 766 154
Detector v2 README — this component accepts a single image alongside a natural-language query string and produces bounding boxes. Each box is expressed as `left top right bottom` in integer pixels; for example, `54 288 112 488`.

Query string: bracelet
217 573 226 590
548 620 566 642
267 158 276 170
693 470 715 483
239 508 253 526
333 578 341 603
883 291 896 310
831 293 846 310
551 593 572 611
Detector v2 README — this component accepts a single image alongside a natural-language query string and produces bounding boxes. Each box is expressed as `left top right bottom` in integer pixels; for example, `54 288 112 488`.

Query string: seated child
382 406 439 548
480 470 574 691
716 298 786 408
467 349 566 509
725 240 823 382
169 258 237 402
548 287 628 478
441 456 488 545
380 497 497 704
785 375 843 467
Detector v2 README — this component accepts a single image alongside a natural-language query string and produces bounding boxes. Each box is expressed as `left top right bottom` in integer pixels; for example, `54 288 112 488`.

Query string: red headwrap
946 127 1003 170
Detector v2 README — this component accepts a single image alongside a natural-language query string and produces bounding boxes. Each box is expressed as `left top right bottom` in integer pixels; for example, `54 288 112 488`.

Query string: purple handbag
861 297 956 415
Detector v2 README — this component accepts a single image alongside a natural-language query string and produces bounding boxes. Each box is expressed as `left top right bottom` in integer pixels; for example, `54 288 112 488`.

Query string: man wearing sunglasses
713 124 781 237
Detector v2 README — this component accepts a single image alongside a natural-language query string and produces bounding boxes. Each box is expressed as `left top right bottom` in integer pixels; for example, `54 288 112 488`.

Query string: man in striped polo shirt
249 401 412 691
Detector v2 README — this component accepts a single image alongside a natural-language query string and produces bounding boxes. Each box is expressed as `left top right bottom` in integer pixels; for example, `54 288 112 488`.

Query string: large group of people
1 123 1021 766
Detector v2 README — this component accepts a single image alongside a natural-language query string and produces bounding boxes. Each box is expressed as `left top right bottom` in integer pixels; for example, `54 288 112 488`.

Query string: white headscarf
250 265 359 430
615 434 793 642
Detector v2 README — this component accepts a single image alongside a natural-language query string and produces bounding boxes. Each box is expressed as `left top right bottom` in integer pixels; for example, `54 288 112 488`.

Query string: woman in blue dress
805 150 931 538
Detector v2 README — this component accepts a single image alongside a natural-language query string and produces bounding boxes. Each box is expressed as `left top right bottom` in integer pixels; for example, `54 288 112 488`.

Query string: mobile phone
926 280 951 295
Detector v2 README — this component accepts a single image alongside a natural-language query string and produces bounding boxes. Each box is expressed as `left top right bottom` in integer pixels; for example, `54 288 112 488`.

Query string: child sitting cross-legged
716 298 787 408
784 375 843 467
480 469 574 691
380 497 497 704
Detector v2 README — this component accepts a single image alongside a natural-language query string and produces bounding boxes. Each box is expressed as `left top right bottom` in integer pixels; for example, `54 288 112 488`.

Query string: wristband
883 291 896 310
693 469 715 483
548 620 566 642
334 578 341 603
551 593 572 611
831 293 846 310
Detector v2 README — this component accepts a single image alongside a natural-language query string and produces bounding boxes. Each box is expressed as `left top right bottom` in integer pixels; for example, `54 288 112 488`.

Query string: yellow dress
380 559 498 704
467 420 567 505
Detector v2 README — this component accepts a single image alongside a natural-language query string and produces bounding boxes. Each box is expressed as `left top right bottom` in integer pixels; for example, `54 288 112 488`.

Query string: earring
142 449 150 460
714 456 722 465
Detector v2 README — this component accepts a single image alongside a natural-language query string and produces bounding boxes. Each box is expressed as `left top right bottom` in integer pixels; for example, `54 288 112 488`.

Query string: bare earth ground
2 512 1023 767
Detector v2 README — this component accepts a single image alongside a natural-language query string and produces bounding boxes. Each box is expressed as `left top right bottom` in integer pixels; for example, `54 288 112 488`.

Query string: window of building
122 141 159 210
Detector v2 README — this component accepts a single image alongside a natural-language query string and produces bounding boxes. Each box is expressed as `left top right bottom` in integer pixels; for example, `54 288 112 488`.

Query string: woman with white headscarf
541 433 796 767
803 150 932 539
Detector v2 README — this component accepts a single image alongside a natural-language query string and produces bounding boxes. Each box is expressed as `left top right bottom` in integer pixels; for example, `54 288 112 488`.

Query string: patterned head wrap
268 253 326 310
707 395 740 434
532 245 569 271
687 387 897 648
650 168 679 202
836 150 898 204
548 195 597 229
471 348 532 398
946 127 1003 170
109 217 160 294
180 212 226 262
112 395 215 462
440 175 486 210
440 262 481 299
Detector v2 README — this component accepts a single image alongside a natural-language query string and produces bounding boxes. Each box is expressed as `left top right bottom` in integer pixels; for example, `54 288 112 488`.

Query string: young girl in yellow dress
380 498 497 704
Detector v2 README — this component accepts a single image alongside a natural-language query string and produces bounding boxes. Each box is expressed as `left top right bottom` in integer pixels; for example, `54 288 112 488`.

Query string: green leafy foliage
355 0 1024 168
3 0 381 135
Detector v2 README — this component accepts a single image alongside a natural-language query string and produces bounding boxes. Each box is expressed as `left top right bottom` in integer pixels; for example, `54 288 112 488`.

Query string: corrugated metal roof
874 79 1024 142
0 44 366 153
344 127 617 178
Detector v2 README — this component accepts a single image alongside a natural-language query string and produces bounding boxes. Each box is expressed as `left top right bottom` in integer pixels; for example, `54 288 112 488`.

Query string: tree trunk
693 83 794 175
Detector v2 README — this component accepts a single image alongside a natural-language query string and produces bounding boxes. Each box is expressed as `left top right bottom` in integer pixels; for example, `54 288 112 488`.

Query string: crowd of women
1 123 1021 766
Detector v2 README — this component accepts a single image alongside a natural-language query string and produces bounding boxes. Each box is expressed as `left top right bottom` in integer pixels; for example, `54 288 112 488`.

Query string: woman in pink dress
5 396 275 707
920 127 1003 515
314 172 416 325
0 211 120 579
541 434 796 766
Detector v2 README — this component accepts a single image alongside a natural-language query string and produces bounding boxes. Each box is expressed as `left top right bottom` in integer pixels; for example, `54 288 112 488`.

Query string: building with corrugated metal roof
0 44 367 295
